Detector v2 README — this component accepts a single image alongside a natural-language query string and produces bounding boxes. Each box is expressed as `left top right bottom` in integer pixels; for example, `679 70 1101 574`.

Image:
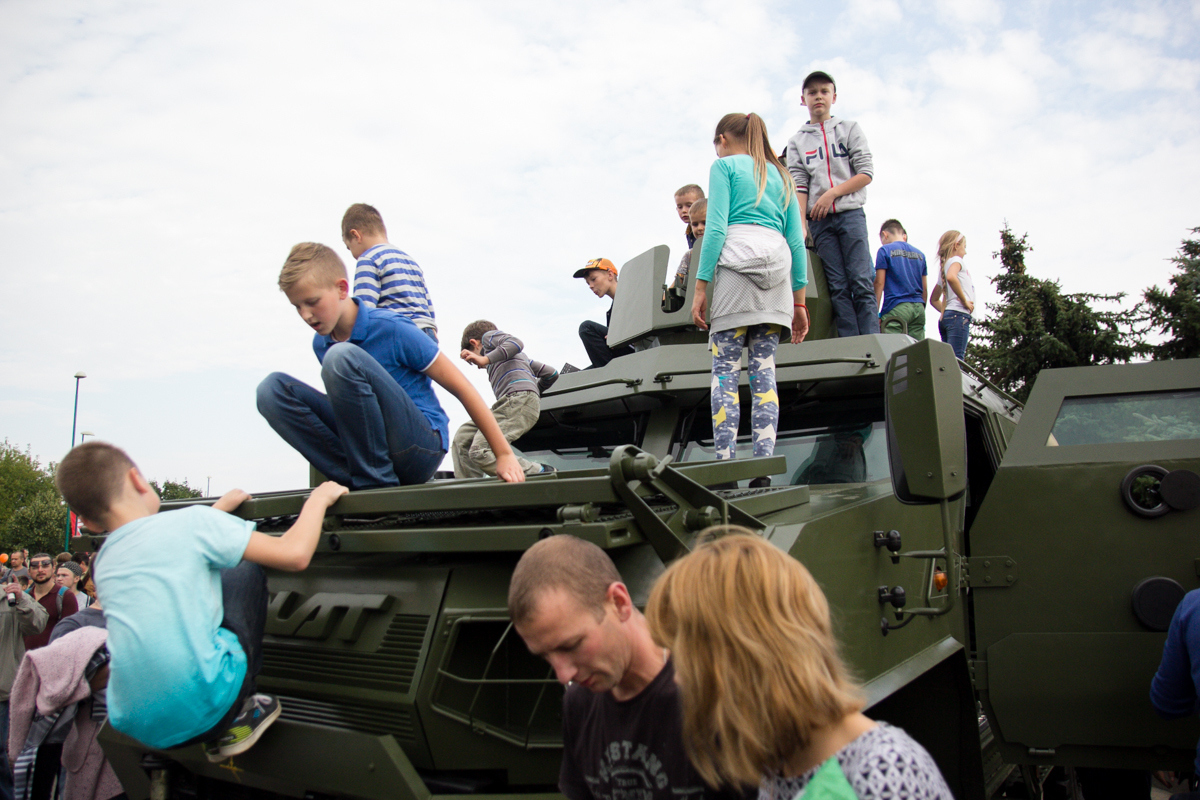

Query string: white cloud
1 0 1198 493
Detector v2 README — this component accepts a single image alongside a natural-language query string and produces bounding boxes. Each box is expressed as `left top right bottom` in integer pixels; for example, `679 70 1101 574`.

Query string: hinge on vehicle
964 556 1018 588
969 659 987 691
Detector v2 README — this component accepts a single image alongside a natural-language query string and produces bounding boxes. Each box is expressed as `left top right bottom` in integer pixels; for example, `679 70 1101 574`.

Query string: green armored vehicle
86 244 1200 800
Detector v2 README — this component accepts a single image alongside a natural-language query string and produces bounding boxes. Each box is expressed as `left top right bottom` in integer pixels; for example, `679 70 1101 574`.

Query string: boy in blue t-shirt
55 441 348 760
341 203 438 340
873 218 928 340
257 242 525 488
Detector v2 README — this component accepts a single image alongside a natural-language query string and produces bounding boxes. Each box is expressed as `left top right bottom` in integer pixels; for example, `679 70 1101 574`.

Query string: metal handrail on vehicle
652 356 879 384
542 376 642 397
957 360 1023 411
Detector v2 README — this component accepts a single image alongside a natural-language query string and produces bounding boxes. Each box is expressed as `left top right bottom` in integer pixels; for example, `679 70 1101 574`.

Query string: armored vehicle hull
83 246 1200 800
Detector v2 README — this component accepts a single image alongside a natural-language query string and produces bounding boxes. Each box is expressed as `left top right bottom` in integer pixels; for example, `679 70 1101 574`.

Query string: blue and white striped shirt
354 243 437 332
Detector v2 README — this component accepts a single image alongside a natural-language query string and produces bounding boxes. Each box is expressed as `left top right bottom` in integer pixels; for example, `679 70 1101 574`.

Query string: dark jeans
938 310 971 360
579 321 634 368
176 561 267 747
0 700 11 800
257 343 445 489
809 208 880 337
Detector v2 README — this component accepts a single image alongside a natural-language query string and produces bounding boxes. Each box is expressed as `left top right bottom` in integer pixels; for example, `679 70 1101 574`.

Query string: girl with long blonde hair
690 114 809 482
647 531 952 799
929 230 974 360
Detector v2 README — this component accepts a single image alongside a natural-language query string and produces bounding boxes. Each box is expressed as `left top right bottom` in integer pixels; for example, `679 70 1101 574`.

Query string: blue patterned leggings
710 324 781 460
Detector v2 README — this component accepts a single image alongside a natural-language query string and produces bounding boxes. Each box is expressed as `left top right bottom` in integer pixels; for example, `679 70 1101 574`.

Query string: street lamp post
65 372 87 547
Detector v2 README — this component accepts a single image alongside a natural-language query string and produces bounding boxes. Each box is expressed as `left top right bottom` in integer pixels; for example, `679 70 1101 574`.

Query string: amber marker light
934 570 948 592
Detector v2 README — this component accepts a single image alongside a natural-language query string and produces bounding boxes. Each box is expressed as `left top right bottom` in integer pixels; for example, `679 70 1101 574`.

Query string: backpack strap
56 586 66 617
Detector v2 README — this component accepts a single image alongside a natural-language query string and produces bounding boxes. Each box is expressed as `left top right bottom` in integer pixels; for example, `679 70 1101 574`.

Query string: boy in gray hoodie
785 71 879 338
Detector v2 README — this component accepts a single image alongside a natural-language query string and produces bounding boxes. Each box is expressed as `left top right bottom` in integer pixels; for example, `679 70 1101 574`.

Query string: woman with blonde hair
646 531 951 799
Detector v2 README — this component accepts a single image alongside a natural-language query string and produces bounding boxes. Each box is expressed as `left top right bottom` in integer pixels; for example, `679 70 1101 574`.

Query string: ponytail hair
714 113 796 207
936 230 965 295
937 230 964 269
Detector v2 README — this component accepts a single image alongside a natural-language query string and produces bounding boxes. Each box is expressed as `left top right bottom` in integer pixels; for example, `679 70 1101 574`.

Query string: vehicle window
676 398 889 485
513 414 646 471
1050 390 1200 446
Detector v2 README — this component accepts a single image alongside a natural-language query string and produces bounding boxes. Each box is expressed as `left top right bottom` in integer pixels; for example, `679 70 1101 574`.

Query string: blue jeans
257 343 445 489
938 310 971 360
809 208 880 338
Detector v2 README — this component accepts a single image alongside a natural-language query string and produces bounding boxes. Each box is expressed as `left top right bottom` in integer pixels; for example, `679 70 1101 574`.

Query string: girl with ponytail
690 113 808 482
929 230 974 360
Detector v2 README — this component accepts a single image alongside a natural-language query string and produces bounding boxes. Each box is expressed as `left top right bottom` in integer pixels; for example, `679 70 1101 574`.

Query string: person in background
24 554 77 651
574 258 635 369
73 553 96 600
341 203 438 340
669 198 707 292
55 562 91 610
0 578 48 800
454 320 558 478
874 218 928 340
646 530 952 799
674 184 705 249
929 230 974 360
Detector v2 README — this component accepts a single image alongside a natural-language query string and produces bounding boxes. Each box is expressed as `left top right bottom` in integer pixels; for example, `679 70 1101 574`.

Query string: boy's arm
425 353 525 483
809 173 872 221
811 122 874 221
353 256 381 309
922 275 929 304
873 248 888 309
485 331 524 362
242 482 348 571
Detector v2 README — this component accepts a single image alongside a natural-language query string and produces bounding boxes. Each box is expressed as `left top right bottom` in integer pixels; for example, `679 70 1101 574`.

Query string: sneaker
203 740 228 764
217 694 281 758
537 464 557 475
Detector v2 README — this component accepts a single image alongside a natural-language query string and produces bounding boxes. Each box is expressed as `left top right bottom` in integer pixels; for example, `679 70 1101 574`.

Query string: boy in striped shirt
342 203 438 340
453 321 558 479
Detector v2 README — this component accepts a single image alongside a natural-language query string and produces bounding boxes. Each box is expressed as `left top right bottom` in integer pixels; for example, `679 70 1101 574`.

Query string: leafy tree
0 440 57 536
1139 227 1200 360
150 479 203 501
6 491 69 556
966 224 1141 403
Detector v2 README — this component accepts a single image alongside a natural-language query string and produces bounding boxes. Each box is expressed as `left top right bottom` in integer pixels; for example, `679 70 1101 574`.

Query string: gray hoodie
784 117 874 216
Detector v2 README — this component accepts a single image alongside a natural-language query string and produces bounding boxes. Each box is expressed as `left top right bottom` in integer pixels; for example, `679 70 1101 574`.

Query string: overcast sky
3 0 1197 495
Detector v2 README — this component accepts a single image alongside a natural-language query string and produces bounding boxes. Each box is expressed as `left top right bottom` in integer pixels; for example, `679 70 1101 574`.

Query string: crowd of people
29 67 993 800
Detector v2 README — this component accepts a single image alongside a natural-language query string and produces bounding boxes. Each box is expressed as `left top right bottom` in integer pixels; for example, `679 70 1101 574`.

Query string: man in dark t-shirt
509 536 741 800
23 553 78 651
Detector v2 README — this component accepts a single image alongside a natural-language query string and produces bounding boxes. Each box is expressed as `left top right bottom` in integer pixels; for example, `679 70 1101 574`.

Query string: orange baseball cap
573 258 617 279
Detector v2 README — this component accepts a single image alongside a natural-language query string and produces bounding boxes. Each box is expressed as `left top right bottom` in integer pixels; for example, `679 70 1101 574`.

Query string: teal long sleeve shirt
696 155 808 290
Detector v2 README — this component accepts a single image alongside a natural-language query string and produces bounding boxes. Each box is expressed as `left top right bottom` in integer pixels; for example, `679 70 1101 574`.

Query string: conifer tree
1139 227 1200 360
966 224 1140 403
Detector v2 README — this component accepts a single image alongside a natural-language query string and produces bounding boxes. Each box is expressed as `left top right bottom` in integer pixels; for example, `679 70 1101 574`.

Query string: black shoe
748 476 772 489
535 463 557 475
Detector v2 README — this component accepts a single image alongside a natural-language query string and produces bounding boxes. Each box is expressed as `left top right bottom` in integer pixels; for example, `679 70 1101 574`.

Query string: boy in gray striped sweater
453 321 558 478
